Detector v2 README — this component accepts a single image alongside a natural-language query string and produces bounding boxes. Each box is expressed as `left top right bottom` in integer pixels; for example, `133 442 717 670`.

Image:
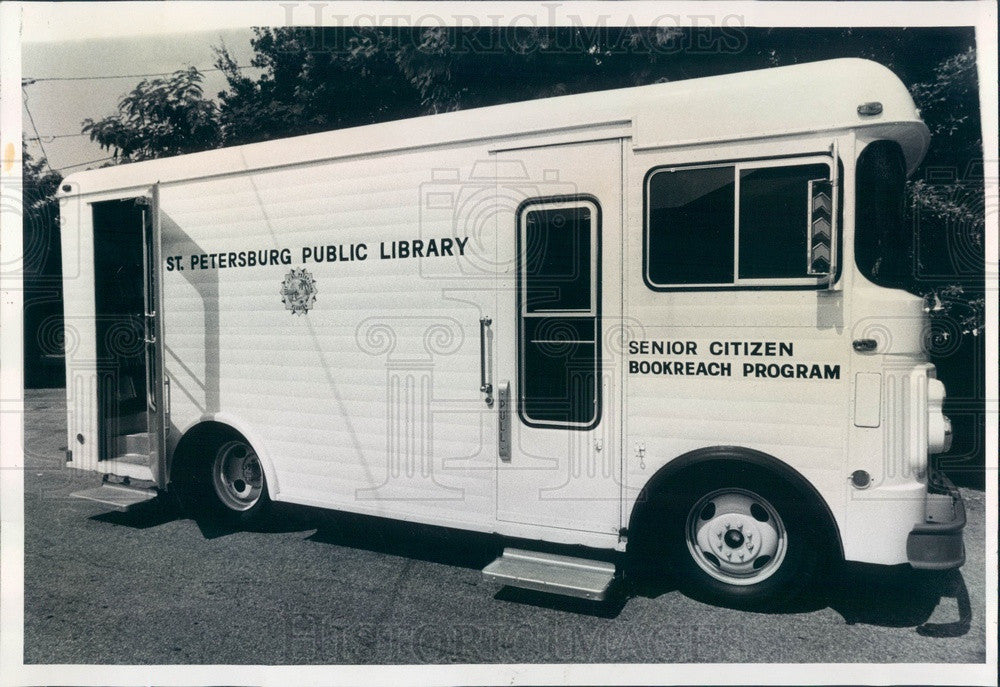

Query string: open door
91 185 165 486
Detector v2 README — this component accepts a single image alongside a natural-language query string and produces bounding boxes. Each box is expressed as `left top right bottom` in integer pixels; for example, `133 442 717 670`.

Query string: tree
907 46 984 337
215 28 424 146
82 66 222 162
215 26 718 142
22 141 65 388
22 140 62 231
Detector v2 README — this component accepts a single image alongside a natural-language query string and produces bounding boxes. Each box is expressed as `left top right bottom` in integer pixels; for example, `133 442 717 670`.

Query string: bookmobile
59 58 963 606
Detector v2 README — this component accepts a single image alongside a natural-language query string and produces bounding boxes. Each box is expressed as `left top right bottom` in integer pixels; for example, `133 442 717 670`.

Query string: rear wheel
173 428 271 527
211 439 267 516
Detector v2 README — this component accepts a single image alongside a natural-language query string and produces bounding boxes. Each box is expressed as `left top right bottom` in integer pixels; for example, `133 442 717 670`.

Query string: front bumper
906 472 966 570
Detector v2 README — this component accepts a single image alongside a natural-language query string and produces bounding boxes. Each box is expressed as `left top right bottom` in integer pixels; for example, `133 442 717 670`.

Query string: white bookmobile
60 58 964 607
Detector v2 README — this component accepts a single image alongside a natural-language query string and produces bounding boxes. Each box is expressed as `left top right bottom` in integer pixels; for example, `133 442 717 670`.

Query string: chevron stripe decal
807 179 834 275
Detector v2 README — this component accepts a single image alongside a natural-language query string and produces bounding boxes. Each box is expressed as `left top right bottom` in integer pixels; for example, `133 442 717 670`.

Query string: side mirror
807 178 838 287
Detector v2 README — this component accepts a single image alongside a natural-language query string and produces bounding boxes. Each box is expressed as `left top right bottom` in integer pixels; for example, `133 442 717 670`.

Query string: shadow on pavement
826 564 970 635
305 509 631 617
915 570 973 638
89 497 179 530
306 509 501 571
625 560 970 634
85 495 972 631
88 496 315 539
494 586 628 619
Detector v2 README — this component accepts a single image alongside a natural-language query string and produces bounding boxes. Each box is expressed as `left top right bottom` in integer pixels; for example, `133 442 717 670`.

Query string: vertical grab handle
479 316 493 407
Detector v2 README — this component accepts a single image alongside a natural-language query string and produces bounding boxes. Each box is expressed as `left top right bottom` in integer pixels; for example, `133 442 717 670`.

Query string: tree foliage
22 141 65 387
906 46 984 335
82 67 221 162
215 28 423 146
22 140 62 274
214 26 733 144
22 140 62 219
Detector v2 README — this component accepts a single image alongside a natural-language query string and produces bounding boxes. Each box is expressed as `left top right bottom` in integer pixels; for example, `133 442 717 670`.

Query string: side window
854 141 910 290
645 157 833 289
517 199 600 430
646 166 735 286
738 163 832 279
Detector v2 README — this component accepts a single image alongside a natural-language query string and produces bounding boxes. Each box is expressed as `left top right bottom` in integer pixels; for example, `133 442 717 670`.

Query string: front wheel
640 468 826 608
684 488 789 588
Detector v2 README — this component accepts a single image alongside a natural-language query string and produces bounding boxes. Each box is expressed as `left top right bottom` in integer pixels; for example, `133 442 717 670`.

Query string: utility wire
21 86 57 175
22 95 115 173
22 64 257 84
27 132 90 141
53 156 117 172
22 63 259 172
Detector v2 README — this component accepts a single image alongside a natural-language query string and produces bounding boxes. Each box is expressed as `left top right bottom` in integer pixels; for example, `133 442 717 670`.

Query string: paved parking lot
22 388 986 664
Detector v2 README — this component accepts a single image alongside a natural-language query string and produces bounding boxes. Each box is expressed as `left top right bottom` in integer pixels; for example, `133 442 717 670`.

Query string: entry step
482 548 617 601
114 432 152 456
112 452 152 466
110 413 148 435
71 483 158 512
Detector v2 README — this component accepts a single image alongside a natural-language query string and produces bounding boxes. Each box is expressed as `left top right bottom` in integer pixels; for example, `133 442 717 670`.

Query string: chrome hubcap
685 488 786 585
212 441 263 511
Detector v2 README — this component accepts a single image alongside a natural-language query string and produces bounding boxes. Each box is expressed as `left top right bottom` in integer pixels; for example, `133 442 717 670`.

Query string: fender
627 445 844 560
168 413 281 499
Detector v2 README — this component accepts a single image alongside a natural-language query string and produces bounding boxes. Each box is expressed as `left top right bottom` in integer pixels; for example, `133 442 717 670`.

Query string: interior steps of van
110 412 149 436
114 431 152 456
482 548 617 601
111 431 155 468
71 482 158 512
101 426 156 481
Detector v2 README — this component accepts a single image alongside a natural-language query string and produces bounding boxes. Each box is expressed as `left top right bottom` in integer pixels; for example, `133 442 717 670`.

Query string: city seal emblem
280 267 317 315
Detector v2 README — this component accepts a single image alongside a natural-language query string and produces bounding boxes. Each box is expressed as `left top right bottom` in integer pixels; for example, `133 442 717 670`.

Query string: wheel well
168 421 248 487
627 446 844 562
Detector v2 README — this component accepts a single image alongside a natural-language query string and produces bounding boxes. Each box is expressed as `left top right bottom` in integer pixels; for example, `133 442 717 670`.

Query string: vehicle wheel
642 467 824 608
208 438 271 525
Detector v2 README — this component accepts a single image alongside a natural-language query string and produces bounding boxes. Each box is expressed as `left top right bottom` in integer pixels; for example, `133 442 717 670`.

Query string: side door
493 140 623 535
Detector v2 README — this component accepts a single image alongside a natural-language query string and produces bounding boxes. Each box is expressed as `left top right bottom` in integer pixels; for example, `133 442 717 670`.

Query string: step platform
71 483 159 512
482 548 617 601
113 432 152 457
112 452 152 466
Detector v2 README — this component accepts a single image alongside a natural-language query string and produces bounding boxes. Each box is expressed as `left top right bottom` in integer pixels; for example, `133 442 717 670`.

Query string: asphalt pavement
22 388 987 664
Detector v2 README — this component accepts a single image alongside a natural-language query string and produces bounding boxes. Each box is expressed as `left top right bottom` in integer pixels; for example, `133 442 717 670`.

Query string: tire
638 464 825 608
173 431 271 527
207 438 271 526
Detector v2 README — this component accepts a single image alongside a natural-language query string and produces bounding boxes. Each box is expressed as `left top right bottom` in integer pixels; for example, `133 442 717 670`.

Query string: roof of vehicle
59 57 929 197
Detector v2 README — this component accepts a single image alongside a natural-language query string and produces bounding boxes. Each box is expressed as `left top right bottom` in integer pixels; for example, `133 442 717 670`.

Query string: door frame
493 139 624 536
140 184 167 487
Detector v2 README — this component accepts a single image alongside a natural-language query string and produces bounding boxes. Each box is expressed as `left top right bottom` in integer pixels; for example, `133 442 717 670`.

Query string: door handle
479 316 493 407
